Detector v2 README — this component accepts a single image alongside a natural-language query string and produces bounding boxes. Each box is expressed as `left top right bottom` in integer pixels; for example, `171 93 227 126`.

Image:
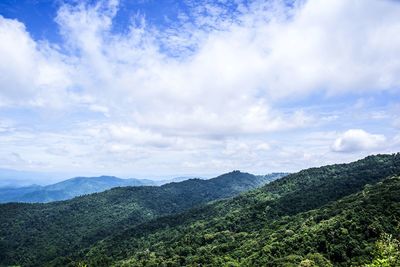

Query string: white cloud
0 16 72 108
332 129 386 153
0 0 400 176
254 0 400 98
394 120 400 129
46 0 400 135
2 0 400 130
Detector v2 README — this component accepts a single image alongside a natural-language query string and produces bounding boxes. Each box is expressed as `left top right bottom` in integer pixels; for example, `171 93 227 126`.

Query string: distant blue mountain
0 168 59 187
0 176 157 203
0 172 288 203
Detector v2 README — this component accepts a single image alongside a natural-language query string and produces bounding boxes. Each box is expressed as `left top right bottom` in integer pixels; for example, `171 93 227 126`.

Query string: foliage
78 153 400 267
366 233 400 267
81 175 400 267
0 171 279 266
2 153 400 267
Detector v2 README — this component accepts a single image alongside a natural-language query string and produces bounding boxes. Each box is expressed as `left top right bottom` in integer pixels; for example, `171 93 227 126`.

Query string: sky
0 0 400 182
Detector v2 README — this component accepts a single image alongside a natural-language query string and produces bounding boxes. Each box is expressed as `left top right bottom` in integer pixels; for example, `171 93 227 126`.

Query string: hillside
2 153 400 267
86 174 400 267
0 184 43 203
0 176 157 203
70 153 400 266
0 171 283 266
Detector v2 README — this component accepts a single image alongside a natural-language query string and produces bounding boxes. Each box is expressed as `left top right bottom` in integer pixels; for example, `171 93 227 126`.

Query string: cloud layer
332 129 386 153
0 0 399 178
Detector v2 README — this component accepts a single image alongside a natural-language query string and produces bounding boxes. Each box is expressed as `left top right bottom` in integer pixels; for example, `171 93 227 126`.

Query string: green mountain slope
77 153 400 267
0 172 282 266
98 175 400 267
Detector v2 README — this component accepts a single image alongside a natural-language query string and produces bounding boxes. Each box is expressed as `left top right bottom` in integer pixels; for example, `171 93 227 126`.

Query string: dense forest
73 153 400 267
1 154 400 266
85 175 400 267
0 172 283 266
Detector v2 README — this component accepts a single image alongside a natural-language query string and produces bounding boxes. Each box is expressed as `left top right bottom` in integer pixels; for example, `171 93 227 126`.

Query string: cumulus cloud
2 0 400 128
0 0 399 175
332 129 386 153
0 16 72 108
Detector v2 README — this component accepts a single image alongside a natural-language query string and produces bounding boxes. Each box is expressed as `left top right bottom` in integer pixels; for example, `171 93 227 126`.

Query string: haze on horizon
0 0 400 183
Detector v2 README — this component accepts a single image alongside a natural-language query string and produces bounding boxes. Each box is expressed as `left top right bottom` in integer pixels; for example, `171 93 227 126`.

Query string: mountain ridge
72 153 400 266
0 175 157 203
0 172 287 203
3 153 400 266
0 171 284 266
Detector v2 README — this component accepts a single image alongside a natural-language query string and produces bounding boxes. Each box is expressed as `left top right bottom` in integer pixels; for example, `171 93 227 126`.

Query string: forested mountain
0 176 158 203
0 184 43 203
2 154 400 267
63 153 400 266
0 171 283 266
86 173 400 267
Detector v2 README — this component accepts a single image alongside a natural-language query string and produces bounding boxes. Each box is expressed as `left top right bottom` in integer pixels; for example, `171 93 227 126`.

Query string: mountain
86 173 400 267
153 176 202 185
4 153 400 267
0 171 283 266
65 153 400 267
0 168 58 187
0 176 158 203
0 184 42 203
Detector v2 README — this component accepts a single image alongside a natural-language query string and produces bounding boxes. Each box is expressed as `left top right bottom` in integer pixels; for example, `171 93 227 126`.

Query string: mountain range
78 153 400 267
0 168 60 187
1 154 400 266
0 173 287 204
0 176 158 203
0 171 285 266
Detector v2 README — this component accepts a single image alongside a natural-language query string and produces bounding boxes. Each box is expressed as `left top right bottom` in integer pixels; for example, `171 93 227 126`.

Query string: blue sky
0 0 399 182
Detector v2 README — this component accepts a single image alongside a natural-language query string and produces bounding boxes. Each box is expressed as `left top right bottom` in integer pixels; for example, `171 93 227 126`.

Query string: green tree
367 233 400 267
